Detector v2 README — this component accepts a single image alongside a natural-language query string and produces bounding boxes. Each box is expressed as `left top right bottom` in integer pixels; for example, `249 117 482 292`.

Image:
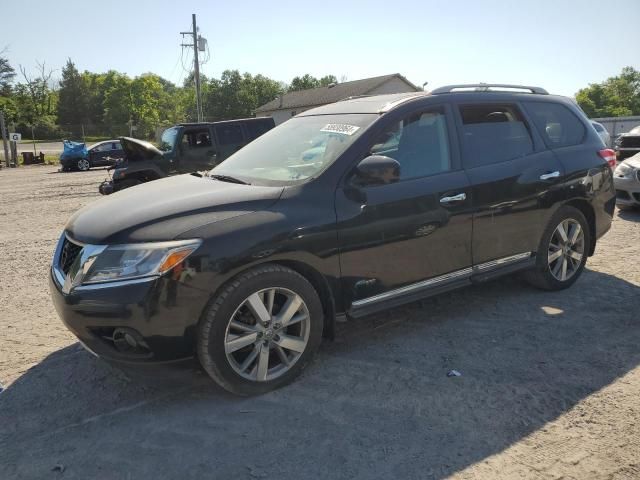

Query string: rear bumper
60 156 84 167
49 269 199 363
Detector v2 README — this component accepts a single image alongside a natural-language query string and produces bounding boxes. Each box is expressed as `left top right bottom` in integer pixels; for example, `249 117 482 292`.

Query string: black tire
116 179 143 191
197 264 323 396
524 206 590 291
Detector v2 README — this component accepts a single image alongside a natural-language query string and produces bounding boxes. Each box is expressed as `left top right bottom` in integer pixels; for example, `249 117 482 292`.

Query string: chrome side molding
351 252 532 308
351 267 473 308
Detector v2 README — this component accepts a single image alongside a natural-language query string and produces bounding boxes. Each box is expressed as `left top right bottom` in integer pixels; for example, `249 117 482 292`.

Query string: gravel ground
1 165 639 480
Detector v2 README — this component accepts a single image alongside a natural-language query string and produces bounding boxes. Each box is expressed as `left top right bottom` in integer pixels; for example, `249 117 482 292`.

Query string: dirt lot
1 165 639 479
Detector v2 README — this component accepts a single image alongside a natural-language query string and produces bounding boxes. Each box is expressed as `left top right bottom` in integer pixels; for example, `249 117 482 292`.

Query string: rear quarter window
245 121 272 140
216 124 244 145
525 101 586 148
458 104 534 168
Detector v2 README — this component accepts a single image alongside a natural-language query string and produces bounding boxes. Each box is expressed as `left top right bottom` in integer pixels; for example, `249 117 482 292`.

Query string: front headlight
614 162 635 178
82 239 201 284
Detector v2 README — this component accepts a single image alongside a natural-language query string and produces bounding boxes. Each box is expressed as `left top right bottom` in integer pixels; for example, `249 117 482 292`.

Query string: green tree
288 74 337 92
289 74 320 92
57 59 88 125
201 70 284 121
575 67 640 117
103 73 132 127
319 75 338 87
0 54 16 96
14 62 57 123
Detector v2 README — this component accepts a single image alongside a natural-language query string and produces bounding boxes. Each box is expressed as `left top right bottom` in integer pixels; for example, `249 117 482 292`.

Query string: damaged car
99 118 275 194
615 125 640 161
613 152 640 209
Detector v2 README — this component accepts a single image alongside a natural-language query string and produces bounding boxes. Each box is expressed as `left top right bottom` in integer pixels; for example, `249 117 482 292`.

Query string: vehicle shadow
1 269 638 479
617 206 640 221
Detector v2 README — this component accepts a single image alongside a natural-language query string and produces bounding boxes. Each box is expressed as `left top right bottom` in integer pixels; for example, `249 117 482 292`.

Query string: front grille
59 238 82 274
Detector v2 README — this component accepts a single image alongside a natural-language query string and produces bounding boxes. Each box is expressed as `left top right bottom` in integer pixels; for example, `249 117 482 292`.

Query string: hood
119 137 164 161
623 153 640 168
66 174 284 244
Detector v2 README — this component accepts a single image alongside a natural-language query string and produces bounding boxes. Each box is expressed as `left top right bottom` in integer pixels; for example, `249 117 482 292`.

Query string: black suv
50 84 615 395
99 117 275 194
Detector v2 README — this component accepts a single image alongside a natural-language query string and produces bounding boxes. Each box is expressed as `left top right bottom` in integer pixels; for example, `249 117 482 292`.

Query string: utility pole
0 111 9 168
181 14 203 122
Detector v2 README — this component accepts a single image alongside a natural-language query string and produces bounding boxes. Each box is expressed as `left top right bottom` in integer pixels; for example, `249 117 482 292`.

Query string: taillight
598 149 616 168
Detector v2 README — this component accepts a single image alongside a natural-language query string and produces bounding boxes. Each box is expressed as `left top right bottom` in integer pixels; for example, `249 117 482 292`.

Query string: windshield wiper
209 174 250 185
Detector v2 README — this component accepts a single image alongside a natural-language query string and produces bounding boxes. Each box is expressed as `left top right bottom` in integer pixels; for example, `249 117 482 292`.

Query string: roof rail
338 95 372 102
431 84 548 95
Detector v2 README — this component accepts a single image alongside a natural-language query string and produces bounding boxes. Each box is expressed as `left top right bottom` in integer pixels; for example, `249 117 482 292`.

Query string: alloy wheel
547 218 585 282
224 287 310 382
77 159 90 171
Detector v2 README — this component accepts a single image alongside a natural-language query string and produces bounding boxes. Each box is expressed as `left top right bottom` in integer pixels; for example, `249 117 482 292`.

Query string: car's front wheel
77 158 91 171
197 264 323 395
525 206 590 291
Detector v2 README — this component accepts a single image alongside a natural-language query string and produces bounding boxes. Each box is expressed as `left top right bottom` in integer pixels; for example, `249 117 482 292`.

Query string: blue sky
3 0 639 96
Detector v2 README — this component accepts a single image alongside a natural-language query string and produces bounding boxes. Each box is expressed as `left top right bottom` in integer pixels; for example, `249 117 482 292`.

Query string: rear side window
216 124 244 145
592 123 605 133
459 104 533 167
525 102 586 148
245 121 272 140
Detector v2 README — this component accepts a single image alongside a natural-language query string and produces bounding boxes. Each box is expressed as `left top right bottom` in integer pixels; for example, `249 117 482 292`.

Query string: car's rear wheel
77 158 91 171
525 206 590 291
197 264 323 395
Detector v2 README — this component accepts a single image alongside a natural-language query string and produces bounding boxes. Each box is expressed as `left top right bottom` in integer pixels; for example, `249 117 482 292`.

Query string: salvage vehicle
613 152 640 209
50 85 615 395
614 125 640 161
60 139 124 172
98 117 275 194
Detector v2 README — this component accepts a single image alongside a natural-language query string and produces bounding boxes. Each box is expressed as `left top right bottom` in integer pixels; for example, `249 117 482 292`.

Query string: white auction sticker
320 124 360 135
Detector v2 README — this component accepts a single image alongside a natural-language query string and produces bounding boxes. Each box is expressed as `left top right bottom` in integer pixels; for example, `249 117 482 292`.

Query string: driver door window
368 108 451 180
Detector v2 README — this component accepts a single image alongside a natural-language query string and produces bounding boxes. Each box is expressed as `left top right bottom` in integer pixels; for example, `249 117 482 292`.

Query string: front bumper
616 148 640 161
48 236 208 363
614 175 640 207
49 272 198 362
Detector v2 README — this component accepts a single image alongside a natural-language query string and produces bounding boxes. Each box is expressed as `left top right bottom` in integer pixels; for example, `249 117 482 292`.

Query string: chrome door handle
440 193 466 204
540 171 560 180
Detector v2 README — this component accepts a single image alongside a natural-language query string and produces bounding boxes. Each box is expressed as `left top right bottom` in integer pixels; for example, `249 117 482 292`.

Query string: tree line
1 52 638 140
0 55 338 140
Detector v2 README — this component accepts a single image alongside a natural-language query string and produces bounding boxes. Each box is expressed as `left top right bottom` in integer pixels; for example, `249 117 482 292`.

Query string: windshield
210 114 377 185
160 127 179 152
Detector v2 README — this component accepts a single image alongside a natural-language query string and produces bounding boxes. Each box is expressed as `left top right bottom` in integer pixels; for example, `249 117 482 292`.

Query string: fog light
112 327 149 353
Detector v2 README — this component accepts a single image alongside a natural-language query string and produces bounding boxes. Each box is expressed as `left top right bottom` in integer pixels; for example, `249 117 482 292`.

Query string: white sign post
9 133 21 142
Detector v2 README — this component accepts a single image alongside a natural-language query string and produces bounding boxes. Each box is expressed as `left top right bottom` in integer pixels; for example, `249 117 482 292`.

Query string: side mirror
352 155 400 187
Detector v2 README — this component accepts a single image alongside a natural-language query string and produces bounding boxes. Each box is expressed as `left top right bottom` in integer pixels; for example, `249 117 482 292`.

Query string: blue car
60 140 124 171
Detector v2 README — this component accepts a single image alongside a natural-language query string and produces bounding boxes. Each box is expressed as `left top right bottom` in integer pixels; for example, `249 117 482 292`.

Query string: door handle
440 193 466 204
540 171 560 180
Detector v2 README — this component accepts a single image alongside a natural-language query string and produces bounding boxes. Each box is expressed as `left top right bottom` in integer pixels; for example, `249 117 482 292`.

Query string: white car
591 121 611 147
613 153 640 209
